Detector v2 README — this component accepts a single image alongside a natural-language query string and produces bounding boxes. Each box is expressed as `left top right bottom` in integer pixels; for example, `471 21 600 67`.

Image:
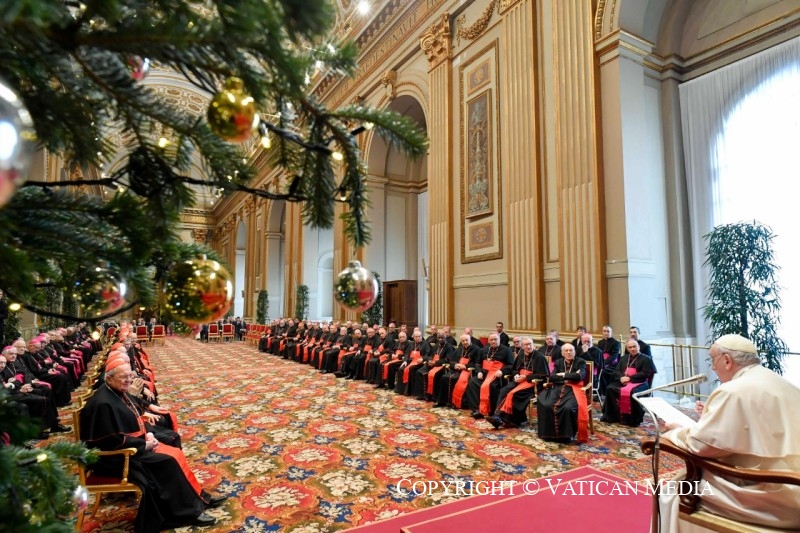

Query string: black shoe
191 512 217 527
345 374 355 380
599 416 609 422
471 411 484 419
206 495 228 509
488 416 502 429
50 424 71 433
333 372 346 378
432 403 446 408
36 431 50 440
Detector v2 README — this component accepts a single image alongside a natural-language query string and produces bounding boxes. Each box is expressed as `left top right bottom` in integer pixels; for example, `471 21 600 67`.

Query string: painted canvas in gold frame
465 89 493 219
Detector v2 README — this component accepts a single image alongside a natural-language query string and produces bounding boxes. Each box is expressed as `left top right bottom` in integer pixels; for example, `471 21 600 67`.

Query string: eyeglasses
705 353 724 366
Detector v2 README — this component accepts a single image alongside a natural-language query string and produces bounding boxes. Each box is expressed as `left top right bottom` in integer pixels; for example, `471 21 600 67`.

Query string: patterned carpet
63 336 683 532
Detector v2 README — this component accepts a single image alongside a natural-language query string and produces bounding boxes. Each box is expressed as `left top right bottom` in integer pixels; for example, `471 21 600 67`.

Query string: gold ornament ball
334 260 378 312
164 257 233 326
72 269 127 317
207 77 260 143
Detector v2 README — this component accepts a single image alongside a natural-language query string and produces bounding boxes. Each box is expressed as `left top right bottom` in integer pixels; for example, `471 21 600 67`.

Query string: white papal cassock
657 364 800 532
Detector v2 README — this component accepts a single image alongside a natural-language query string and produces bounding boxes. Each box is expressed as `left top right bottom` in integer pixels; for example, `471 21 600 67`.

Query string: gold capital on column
420 13 452 70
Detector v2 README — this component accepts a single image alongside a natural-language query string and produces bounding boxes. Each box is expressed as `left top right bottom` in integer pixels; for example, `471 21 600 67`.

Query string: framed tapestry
460 40 502 263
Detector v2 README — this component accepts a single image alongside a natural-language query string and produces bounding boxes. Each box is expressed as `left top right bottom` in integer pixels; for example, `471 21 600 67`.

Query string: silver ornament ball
128 56 151 81
73 485 90 511
334 260 378 312
0 77 36 208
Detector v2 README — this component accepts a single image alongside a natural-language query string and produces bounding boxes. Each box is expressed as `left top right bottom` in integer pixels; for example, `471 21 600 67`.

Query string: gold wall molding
499 0 521 15
317 0 446 107
180 208 215 226
420 13 452 70
456 0 499 45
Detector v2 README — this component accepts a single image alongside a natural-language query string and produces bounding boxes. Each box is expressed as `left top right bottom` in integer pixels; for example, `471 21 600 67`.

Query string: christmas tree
0 0 427 322
0 0 426 529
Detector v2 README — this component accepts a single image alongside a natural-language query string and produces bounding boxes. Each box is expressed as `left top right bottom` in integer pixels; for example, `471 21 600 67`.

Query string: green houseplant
703 221 788 374
295 285 309 321
256 290 269 324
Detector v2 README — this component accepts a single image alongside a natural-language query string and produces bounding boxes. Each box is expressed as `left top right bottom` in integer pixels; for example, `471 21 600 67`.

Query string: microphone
633 373 707 398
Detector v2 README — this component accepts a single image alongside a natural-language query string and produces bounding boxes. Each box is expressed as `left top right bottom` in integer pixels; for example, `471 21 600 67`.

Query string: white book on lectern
636 396 698 429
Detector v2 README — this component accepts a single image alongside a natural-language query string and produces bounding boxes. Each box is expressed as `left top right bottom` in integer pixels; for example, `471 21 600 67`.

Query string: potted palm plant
703 221 788 374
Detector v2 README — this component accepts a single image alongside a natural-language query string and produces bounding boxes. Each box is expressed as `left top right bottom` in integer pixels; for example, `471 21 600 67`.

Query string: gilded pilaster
284 202 303 318
420 13 454 327
501 0 543 332
244 196 257 318
552 0 605 332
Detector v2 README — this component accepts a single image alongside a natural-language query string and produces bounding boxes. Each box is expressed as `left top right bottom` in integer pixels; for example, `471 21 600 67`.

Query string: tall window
681 36 800 384
712 66 800 354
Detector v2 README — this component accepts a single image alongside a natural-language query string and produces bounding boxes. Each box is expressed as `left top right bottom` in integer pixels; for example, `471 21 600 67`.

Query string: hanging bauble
0 76 36 208
72 269 128 317
127 56 151 81
73 485 90 511
163 256 233 326
207 76 260 143
334 260 378 312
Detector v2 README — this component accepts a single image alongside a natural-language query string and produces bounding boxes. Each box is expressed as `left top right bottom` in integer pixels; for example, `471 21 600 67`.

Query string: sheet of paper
636 396 698 429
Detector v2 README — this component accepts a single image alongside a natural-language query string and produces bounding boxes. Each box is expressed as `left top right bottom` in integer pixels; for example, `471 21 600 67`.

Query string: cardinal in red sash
463 334 514 418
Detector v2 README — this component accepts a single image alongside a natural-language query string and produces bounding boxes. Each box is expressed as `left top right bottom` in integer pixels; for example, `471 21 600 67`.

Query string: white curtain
681 36 800 381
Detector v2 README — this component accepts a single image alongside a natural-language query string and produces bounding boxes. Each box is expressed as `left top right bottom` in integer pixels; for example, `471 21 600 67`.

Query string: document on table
636 396 698 429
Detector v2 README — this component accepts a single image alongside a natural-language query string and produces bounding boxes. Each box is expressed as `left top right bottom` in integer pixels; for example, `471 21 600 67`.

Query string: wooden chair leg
89 492 103 519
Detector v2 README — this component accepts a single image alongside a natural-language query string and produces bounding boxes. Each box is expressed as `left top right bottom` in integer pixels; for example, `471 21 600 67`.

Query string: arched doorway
317 252 334 320
266 201 286 319
365 94 428 328
234 221 246 317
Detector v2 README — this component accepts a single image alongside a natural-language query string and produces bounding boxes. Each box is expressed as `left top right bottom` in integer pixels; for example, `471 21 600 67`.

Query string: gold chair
73 403 141 531
207 323 220 343
642 440 800 532
134 325 149 345
151 324 166 346
221 323 235 342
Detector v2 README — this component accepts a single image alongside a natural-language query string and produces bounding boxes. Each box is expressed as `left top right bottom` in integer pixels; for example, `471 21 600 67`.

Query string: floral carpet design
72 337 682 532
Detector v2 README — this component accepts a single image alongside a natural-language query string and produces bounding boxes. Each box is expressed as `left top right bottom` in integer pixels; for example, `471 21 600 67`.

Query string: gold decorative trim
420 13 452 70
594 0 608 40
459 40 503 264
456 0 499 46
499 0 520 15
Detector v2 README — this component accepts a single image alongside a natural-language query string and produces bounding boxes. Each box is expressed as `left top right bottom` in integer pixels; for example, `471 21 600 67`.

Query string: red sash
568 381 590 443
619 367 638 414
451 357 472 409
479 360 505 416
382 350 404 380
164 411 179 432
402 351 422 383
336 349 349 366
499 369 534 414
128 416 201 495
154 442 202 495
363 344 381 373
425 354 442 394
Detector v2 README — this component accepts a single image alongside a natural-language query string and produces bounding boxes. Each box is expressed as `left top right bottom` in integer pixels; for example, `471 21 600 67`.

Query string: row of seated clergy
483 341 591 443
1 326 100 437
80 331 227 531
258 320 652 432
